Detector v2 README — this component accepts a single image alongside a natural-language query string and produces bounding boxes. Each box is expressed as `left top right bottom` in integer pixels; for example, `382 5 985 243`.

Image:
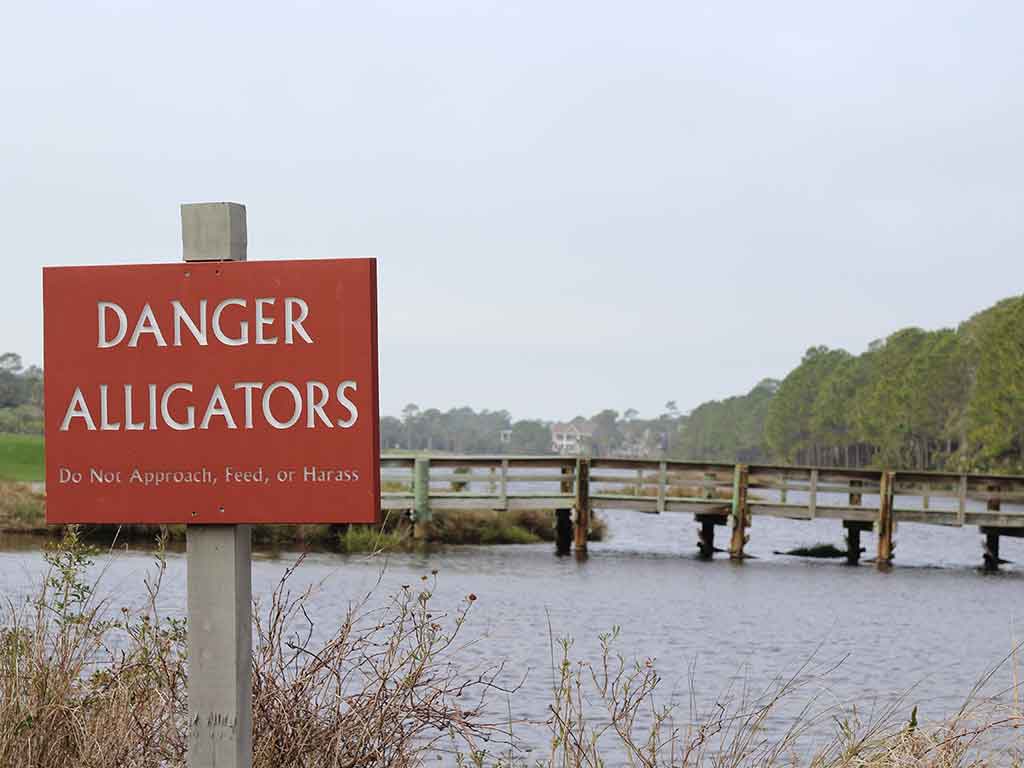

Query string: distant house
550 421 594 456
615 428 656 459
498 429 512 444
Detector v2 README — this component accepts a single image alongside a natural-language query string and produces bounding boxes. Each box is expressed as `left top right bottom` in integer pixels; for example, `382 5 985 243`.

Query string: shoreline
0 480 606 553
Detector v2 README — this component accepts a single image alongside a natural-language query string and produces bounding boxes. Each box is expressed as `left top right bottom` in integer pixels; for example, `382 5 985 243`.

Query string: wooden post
697 516 715 559
560 464 573 495
573 458 590 551
877 470 895 566
983 530 1001 572
498 459 508 510
182 202 252 768
729 464 749 559
983 489 1001 571
808 469 818 519
657 461 667 514
555 508 573 555
957 475 967 527
702 471 714 500
413 457 431 539
846 522 861 565
843 521 871 566
849 478 862 506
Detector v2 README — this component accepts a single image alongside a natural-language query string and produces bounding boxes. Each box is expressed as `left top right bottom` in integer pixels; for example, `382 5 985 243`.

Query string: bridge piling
697 515 716 559
844 521 871 565
877 471 895 566
555 508 572 555
983 530 1000 572
983 489 1001 571
729 464 749 559
573 459 590 552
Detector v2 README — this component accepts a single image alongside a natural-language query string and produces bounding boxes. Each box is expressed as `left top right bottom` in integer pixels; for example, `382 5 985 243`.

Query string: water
2 509 1022 758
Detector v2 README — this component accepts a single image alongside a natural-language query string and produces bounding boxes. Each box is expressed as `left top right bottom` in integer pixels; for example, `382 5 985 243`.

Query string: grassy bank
0 479 606 551
0 433 43 482
0 529 1020 767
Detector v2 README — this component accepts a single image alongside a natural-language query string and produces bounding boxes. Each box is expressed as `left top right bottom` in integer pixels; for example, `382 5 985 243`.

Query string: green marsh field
0 433 43 482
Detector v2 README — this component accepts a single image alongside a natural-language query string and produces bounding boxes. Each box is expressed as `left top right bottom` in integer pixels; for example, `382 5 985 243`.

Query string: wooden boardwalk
381 455 1024 570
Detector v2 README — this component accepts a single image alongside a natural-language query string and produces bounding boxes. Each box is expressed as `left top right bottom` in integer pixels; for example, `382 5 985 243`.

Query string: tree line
0 353 43 434
382 403 683 456
676 294 1024 472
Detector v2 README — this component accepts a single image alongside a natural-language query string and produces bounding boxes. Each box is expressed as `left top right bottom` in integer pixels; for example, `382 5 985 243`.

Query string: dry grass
0 482 45 531
0 528 507 767
429 509 606 545
535 628 1024 768
595 483 733 501
0 531 1021 767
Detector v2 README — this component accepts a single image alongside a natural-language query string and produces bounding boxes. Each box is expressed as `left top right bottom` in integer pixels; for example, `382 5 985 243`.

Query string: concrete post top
181 202 247 262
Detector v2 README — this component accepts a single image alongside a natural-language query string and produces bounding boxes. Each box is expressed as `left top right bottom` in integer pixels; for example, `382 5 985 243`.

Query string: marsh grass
0 482 45 530
597 483 733 501
533 628 1024 768
0 480 602 551
0 528 508 767
0 531 1022 766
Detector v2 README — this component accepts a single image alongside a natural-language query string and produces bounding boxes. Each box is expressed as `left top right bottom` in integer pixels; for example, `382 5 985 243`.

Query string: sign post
182 202 252 768
42 202 381 768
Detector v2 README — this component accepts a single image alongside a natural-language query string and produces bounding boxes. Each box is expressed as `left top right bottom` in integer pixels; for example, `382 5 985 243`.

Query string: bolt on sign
43 258 380 525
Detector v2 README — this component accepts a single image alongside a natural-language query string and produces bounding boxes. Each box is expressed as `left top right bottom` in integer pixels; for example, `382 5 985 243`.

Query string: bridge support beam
843 521 872 565
555 508 572 555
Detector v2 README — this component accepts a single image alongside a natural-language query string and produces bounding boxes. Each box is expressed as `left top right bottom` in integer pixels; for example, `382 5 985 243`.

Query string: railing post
498 459 508 510
877 470 895 566
560 464 572 494
413 456 431 539
729 464 749 559
657 461 667 514
808 469 818 519
957 475 967 527
573 458 590 552
849 478 862 507
702 471 714 500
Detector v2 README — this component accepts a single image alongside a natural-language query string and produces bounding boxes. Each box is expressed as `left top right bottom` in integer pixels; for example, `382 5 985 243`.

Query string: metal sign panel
43 258 380 524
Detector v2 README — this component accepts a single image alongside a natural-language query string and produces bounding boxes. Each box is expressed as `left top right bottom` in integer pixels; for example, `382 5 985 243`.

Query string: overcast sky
4 1 1023 421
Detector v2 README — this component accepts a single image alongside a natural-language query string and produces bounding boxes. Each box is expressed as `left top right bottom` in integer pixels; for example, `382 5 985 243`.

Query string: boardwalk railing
379 455 1024 569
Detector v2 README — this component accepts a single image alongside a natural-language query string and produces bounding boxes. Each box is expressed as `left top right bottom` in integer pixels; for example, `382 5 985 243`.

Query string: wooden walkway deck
381 455 1024 569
